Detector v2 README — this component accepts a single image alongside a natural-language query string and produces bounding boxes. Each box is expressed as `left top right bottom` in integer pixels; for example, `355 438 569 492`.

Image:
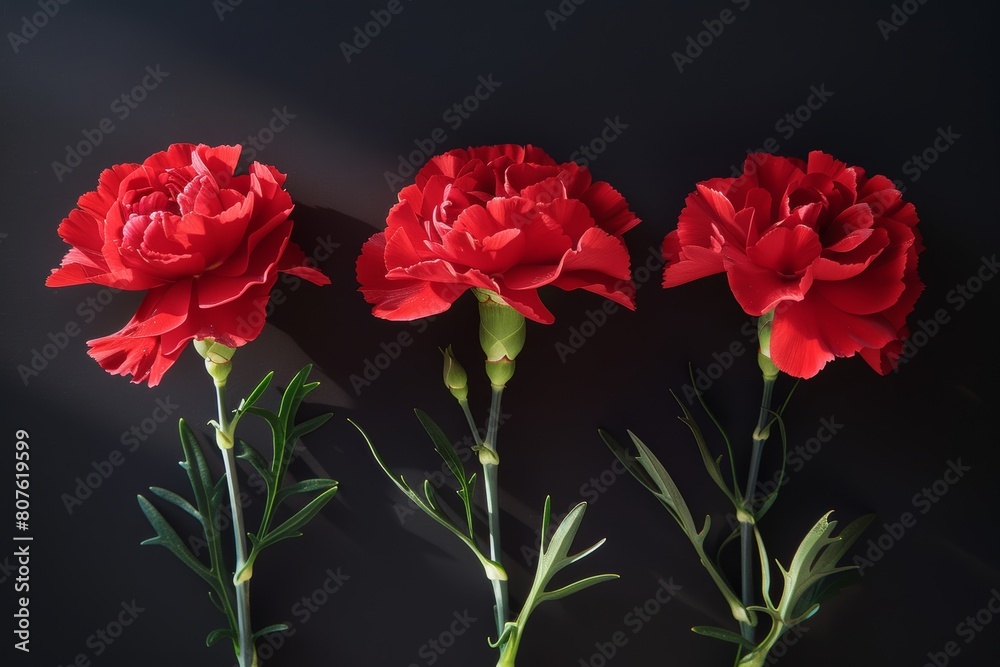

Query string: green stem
216 382 255 667
483 384 508 642
739 376 775 641
458 398 484 447
737 620 785 667
496 629 520 667
456 398 480 540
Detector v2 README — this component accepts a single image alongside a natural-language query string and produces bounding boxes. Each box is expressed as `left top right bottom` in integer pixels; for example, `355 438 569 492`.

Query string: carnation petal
87 330 182 387
662 241 726 287
725 255 814 317
771 294 901 378
196 220 290 307
491 286 555 324
277 241 331 286
578 181 640 236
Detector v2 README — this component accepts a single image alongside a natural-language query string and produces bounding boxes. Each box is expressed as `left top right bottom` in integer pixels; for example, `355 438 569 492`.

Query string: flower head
47 143 329 386
663 151 923 378
357 144 640 324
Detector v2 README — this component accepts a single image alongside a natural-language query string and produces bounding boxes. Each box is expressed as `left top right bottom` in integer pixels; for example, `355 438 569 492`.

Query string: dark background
2 1 998 665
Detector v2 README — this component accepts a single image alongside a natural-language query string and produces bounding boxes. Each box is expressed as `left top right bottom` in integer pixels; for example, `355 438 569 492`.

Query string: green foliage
138 366 337 658
353 413 505 582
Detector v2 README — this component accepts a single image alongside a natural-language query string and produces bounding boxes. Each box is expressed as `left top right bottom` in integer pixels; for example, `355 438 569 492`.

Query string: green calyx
474 290 526 388
756 312 779 381
194 338 237 387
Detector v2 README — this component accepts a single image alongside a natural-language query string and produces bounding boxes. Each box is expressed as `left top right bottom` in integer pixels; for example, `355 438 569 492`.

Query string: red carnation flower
663 151 923 378
357 144 640 323
46 143 329 386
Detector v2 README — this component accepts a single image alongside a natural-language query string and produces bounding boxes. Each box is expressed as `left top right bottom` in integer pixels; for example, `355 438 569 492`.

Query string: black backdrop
2 1 998 665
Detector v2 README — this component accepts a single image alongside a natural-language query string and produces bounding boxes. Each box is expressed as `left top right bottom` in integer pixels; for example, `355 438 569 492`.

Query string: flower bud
441 345 469 401
194 338 236 386
474 289 526 388
756 311 779 381
475 444 500 466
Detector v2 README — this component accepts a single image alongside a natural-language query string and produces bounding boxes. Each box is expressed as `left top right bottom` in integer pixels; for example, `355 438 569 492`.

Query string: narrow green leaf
252 486 338 551
274 479 339 507
672 395 739 505
423 479 439 511
205 628 237 648
137 495 214 586
351 419 506 583
415 409 466 486
813 513 874 573
599 429 659 495
287 413 334 447
237 440 273 487
148 486 201 523
277 365 314 435
756 491 780 521
178 420 215 521
626 431 697 535
240 371 275 412
542 501 588 563
207 590 228 613
246 407 284 451
681 370 740 493
752 525 775 610
564 538 607 567
488 623 517 649
513 497 617 634
253 624 289 640
691 625 755 651
540 495 552 553
540 573 620 603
